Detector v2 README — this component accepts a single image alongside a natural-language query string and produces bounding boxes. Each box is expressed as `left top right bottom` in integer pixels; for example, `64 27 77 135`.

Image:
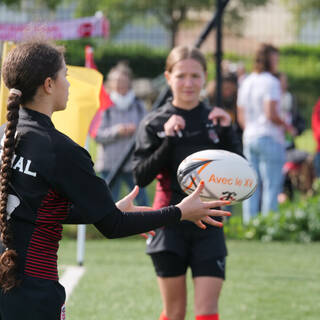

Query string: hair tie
9 88 22 97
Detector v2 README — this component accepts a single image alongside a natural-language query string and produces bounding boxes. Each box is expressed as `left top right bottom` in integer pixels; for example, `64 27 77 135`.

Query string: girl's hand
208 107 232 127
116 186 156 239
116 186 151 212
164 115 185 136
176 181 232 229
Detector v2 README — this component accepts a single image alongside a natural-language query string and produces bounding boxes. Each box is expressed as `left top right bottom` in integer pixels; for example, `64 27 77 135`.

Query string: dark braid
0 40 64 292
0 92 20 292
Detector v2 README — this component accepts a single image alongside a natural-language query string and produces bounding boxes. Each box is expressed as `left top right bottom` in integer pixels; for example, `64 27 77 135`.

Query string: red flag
85 45 98 69
85 45 113 137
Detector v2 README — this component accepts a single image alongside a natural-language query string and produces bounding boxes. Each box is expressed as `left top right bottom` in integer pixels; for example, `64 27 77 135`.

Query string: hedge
59 40 320 124
58 39 169 79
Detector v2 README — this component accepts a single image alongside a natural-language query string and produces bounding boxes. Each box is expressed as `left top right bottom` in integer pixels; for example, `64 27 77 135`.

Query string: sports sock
196 314 219 320
159 311 170 320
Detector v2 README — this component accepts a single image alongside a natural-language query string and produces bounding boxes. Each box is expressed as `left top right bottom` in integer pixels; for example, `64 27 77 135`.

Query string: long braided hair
0 41 64 292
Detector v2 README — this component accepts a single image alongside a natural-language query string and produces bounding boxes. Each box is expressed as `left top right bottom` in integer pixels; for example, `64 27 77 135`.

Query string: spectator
206 74 242 141
95 62 149 205
237 43 296 224
277 72 308 202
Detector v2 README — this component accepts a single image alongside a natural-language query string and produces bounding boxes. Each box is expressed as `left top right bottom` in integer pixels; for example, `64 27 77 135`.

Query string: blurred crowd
94 43 319 225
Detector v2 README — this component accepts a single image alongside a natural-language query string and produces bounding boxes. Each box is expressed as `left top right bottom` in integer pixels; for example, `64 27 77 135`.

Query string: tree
74 0 270 48
0 0 62 10
282 0 320 32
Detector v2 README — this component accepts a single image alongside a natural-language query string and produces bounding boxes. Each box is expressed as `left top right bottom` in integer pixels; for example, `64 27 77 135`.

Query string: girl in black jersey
133 46 242 320
0 41 231 320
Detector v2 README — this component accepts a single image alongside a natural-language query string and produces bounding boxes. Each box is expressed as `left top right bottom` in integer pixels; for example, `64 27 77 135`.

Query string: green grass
59 238 320 320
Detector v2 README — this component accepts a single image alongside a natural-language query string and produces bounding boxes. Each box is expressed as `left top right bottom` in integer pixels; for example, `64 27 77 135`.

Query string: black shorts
151 251 226 279
0 276 66 320
146 221 227 279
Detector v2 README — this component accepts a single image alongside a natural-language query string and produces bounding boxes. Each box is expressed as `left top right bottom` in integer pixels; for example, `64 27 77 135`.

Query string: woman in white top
237 44 295 223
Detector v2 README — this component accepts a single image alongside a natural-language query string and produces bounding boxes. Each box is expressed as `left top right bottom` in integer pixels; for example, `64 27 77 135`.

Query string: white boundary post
76 224 86 266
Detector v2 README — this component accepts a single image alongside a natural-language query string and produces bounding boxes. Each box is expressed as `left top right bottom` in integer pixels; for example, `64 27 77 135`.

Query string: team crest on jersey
208 128 220 144
60 304 66 320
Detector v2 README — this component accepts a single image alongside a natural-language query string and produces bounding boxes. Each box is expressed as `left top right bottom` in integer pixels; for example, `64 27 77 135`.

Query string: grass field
59 238 320 320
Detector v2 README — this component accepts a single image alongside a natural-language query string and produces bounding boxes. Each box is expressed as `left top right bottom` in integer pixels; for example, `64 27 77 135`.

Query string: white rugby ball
177 149 257 203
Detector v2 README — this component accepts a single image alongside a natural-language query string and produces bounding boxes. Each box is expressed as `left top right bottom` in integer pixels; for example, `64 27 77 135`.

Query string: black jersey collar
19 107 55 129
167 99 203 115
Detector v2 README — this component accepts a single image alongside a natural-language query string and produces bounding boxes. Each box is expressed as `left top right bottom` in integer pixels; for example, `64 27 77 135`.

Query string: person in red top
312 98 320 177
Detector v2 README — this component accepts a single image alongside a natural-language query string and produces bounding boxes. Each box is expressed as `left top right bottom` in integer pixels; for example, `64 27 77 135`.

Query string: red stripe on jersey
24 189 70 281
153 169 172 210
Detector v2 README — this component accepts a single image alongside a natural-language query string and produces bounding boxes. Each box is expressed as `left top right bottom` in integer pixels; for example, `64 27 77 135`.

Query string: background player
133 46 242 320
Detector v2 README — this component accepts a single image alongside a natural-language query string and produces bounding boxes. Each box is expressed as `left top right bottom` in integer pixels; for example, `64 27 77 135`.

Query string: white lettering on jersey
0 151 37 178
13 156 24 172
9 155 37 177
24 160 37 177
6 194 20 220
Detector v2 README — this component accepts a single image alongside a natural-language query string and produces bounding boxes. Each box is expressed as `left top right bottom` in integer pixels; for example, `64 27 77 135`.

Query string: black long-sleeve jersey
0 108 180 282
132 101 243 257
133 101 243 207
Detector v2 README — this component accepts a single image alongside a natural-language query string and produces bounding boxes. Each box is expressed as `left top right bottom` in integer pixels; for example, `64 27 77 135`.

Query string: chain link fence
0 0 319 121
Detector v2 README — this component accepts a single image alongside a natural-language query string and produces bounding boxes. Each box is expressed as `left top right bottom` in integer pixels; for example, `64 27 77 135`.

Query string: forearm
94 206 181 238
268 113 286 127
265 100 286 128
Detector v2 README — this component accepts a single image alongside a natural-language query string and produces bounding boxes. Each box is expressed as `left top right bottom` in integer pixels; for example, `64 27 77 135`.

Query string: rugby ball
177 149 257 203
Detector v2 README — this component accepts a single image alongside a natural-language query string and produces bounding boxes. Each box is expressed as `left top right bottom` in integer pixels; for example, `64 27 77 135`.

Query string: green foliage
94 45 168 79
60 40 169 79
282 0 320 33
73 0 270 46
279 45 320 123
58 39 96 67
295 129 316 154
0 0 62 9
224 189 320 243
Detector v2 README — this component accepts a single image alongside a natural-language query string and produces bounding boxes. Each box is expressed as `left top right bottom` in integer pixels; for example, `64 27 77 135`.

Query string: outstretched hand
116 186 156 239
176 181 231 229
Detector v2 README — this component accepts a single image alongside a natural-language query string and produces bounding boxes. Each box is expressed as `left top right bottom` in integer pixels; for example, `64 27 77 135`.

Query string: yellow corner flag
0 42 102 147
52 66 103 147
0 41 16 125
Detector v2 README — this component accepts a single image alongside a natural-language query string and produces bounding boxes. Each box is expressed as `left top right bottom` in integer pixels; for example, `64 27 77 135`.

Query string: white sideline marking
60 265 86 302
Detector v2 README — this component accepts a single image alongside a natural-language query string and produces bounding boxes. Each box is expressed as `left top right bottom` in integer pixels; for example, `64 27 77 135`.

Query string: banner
0 15 109 42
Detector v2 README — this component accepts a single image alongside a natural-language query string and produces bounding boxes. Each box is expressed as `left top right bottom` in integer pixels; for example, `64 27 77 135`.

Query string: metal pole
215 0 223 107
195 0 229 49
107 0 230 192
76 225 86 266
